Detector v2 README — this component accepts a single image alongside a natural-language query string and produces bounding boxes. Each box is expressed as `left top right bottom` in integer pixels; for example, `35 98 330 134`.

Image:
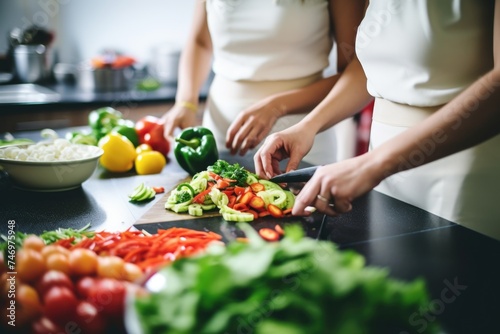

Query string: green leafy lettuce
133 224 439 334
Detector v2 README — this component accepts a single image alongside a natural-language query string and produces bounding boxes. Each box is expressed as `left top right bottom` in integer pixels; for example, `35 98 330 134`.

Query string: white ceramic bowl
0 143 103 191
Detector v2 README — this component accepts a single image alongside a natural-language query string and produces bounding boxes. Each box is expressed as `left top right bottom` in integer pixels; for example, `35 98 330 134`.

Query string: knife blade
268 166 319 183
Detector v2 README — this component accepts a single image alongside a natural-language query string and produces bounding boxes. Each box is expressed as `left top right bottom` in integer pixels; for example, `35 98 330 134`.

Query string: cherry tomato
97 256 126 280
16 248 46 283
41 245 70 260
75 276 98 299
75 301 107 333
124 262 143 282
43 286 79 326
87 278 127 319
17 284 42 324
36 270 74 298
135 151 167 175
31 317 64 334
23 235 45 251
69 248 98 276
45 253 71 275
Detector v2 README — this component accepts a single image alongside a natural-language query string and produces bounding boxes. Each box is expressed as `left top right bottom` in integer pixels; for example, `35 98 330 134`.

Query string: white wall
0 0 196 64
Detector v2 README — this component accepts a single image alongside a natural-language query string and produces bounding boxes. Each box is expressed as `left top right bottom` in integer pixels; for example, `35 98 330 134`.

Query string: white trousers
371 98 500 240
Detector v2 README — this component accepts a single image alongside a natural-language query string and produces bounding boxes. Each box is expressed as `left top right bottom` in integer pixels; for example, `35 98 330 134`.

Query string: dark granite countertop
1 127 499 333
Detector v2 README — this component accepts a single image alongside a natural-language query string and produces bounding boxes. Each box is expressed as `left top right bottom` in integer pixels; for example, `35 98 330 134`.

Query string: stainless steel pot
13 44 54 83
54 62 134 91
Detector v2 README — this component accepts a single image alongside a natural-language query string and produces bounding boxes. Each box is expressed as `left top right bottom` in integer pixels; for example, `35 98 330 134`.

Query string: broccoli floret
207 160 249 186
175 190 193 203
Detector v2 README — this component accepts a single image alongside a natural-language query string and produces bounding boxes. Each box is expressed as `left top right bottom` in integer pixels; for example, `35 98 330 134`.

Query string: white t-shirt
356 0 494 107
206 0 332 81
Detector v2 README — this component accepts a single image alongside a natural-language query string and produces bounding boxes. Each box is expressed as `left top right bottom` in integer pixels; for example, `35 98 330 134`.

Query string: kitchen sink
0 84 60 104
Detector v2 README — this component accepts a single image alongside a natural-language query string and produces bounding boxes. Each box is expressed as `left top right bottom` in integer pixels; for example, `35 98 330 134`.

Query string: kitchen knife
268 166 319 183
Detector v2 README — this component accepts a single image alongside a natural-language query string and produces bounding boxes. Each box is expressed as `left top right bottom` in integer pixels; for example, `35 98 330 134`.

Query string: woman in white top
161 0 365 164
255 0 500 240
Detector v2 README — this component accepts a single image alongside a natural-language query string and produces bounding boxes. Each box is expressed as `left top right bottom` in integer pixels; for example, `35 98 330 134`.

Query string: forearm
300 56 372 134
267 75 341 116
375 69 500 179
175 43 212 105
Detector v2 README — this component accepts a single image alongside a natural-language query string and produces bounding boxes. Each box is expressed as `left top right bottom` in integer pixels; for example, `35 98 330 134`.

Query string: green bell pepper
88 107 123 140
112 119 139 147
174 126 219 176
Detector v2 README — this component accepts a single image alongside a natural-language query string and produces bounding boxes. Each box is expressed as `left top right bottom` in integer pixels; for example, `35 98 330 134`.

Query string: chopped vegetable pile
165 160 295 221
134 224 440 334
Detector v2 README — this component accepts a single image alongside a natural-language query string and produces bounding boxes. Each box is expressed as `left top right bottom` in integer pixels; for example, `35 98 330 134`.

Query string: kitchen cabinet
0 81 208 133
1 103 168 133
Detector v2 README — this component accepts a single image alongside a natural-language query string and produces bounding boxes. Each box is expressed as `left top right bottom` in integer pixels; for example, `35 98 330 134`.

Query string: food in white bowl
0 139 103 191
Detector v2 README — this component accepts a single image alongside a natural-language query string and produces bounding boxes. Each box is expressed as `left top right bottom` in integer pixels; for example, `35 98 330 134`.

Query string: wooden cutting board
135 177 222 225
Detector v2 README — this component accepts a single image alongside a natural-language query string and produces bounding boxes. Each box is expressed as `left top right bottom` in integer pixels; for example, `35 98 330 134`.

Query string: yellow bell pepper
98 133 137 172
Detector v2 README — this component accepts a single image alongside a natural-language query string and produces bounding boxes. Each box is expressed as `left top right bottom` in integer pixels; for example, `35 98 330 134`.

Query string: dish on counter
0 140 103 191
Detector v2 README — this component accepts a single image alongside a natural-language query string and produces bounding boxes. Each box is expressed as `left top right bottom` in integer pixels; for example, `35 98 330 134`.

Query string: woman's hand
225 98 286 156
161 104 199 138
254 123 316 179
292 152 383 216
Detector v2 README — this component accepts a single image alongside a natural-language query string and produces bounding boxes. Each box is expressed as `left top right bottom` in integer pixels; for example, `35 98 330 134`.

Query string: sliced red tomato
259 228 280 241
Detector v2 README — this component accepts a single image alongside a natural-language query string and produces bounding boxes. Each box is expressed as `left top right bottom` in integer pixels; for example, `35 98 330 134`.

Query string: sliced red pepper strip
239 192 254 205
234 186 246 196
152 186 165 194
233 203 249 212
247 209 259 220
258 211 271 218
216 179 231 189
192 188 211 204
275 224 285 235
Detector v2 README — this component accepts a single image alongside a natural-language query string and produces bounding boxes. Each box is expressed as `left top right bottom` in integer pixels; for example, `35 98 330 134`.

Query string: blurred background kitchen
0 0 371 154
0 0 193 66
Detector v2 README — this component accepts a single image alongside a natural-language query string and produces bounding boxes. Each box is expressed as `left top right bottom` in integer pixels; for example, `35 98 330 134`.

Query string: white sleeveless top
356 0 494 107
206 0 332 81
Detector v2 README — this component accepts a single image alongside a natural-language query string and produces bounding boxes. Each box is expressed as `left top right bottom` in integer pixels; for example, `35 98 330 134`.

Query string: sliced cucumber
258 179 282 190
129 183 156 202
188 204 204 216
246 173 259 185
222 212 254 222
284 190 295 210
